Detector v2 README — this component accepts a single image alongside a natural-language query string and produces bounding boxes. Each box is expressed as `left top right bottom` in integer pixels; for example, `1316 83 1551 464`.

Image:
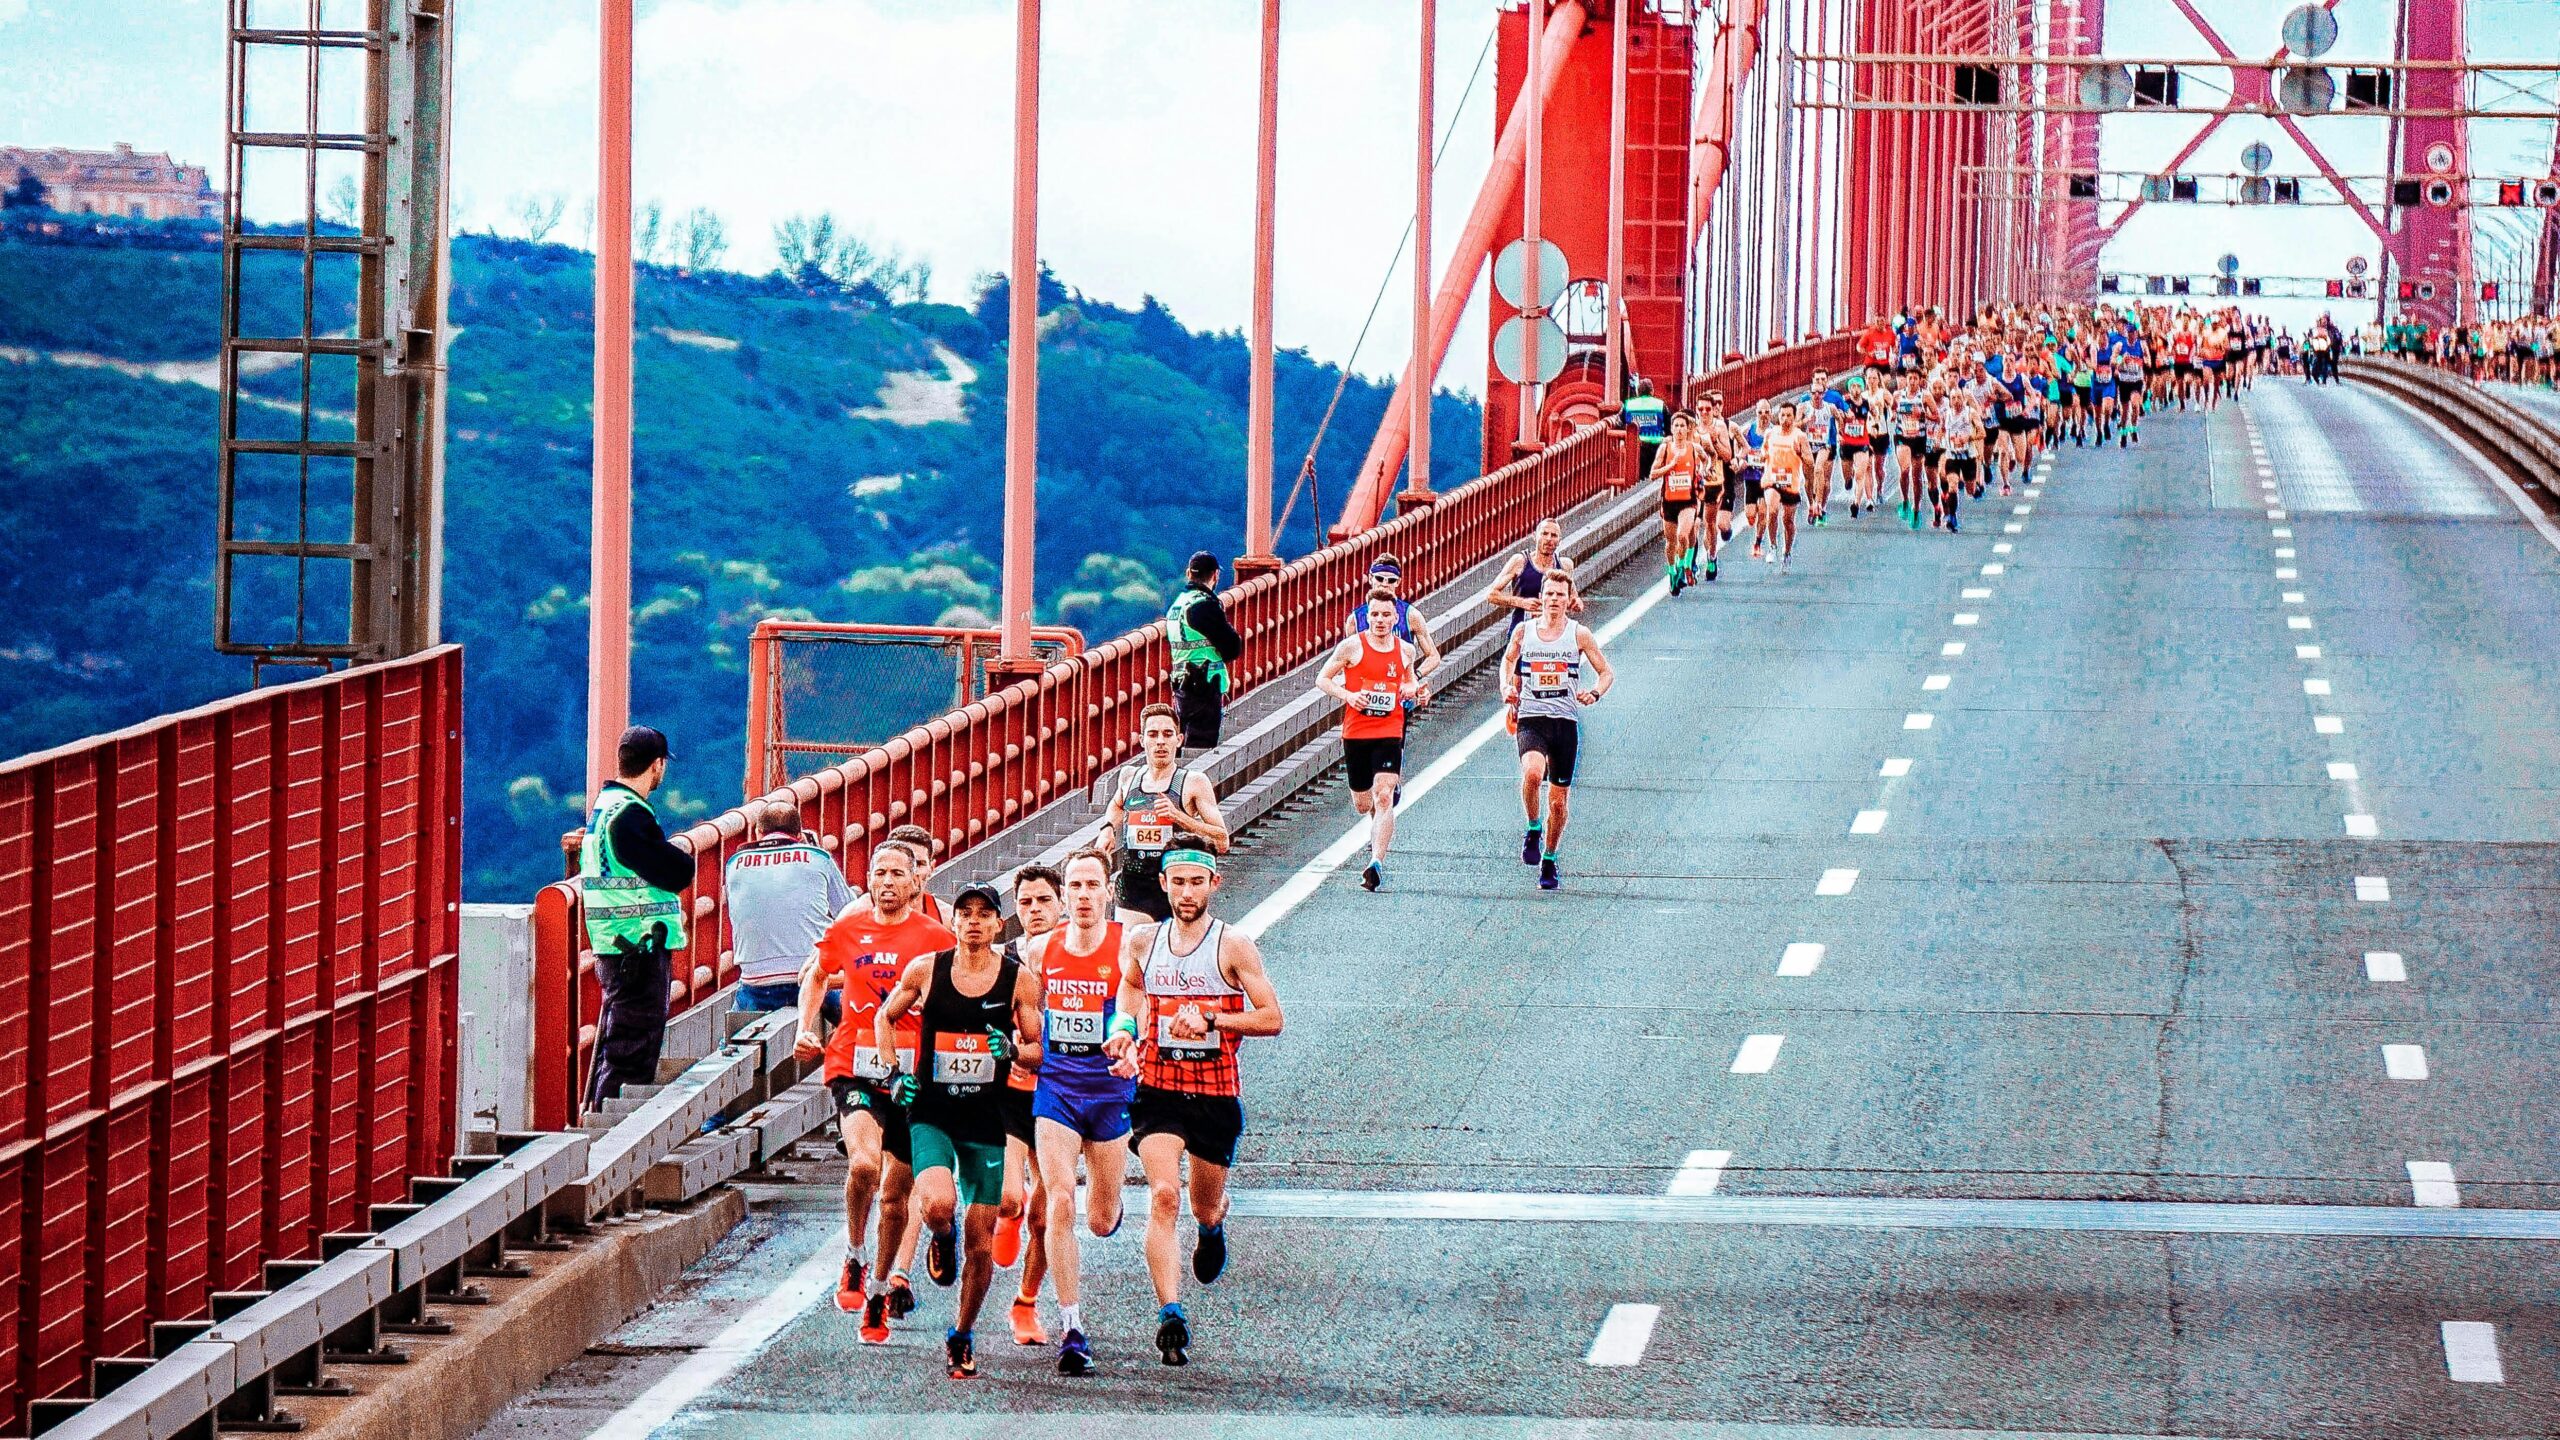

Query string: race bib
1524 658 1573 699
1155 1012 1223 1061
852 1043 916 1082
1046 1005 1106 1050
931 1033 997 1088
1357 688 1398 716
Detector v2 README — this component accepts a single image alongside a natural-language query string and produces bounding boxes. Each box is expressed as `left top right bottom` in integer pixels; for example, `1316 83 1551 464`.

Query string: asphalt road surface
476 377 2560 1440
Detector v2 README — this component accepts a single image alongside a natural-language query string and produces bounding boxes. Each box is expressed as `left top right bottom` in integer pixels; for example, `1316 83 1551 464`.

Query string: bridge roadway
480 383 2560 1438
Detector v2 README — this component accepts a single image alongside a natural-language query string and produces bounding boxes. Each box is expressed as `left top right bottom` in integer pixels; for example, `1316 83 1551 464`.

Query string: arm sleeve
608 798 698 892
1189 595 1245 662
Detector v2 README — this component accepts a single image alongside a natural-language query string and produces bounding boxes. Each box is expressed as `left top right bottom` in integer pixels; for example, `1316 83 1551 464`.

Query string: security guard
580 725 695 1107
1621 377 1669 480
1162 551 1243 753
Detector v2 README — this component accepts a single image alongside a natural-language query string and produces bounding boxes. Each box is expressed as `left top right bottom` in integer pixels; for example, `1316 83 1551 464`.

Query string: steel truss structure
215 0 453 671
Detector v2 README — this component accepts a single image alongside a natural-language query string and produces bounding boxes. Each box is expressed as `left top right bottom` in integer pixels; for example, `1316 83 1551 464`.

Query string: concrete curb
285 1191 745 1440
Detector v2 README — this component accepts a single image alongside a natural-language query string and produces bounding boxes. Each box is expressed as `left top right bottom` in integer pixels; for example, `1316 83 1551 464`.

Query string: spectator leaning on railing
724 801 852 1020
579 725 695 1107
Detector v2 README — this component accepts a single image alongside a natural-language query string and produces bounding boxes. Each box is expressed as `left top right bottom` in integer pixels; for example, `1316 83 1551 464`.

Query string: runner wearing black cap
874 880 1046 1379
1342 554 1444 676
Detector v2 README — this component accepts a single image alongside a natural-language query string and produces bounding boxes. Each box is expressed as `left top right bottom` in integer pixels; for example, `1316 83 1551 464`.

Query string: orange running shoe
993 1211 1023 1269
834 1258 866 1315
1010 1296 1046 1346
859 1292 891 1345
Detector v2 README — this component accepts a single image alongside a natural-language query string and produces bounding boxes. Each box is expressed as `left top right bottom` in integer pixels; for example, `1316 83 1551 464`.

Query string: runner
1481 516 1581 628
1649 411 1706 594
1315 595 1425 891
1621 376 1669 478
1500 570 1614 890
1693 392 1734 580
1827 378 1866 532
1765 401 1814 570
1733 401 1771 559
1101 849 1284 1367
1342 555 1444 677
1098 703 1230 924
1806 368 1841 527
1886 373 1925 520
1026 849 1139 1375
872 882 1047 1380
994 863 1063 1346
795 840 955 1345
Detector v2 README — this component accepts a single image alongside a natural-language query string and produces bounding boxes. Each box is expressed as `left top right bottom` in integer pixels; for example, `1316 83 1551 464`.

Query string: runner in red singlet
1315 595 1424 892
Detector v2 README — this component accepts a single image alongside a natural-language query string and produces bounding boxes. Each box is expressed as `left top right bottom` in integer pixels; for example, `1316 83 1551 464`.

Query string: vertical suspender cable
1411 0 1436 500
1245 0 1282 559
1520 0 1547 448
1605 0 1628 408
588 0 634 797
998 0 1042 660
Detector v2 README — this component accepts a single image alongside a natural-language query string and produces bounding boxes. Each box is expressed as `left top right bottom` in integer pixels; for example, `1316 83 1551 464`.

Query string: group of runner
1636 301 2267 578
794 727 1281 1380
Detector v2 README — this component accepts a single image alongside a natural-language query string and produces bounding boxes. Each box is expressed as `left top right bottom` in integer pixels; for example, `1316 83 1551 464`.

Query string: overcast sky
5 0 2556 385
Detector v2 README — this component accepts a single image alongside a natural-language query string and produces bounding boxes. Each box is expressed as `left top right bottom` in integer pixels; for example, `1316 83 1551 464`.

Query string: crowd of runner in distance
788 744 1279 1382
1632 301 2273 588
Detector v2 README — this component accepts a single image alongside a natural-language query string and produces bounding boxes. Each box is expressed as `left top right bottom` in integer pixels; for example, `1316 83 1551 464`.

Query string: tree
509 191 567 244
675 207 728 272
636 200 666 265
322 175 360 229
2 168 47 212
774 212 839 287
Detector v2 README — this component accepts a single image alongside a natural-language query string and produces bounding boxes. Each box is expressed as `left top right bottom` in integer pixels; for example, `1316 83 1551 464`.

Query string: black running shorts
1516 715 1581 787
1132 1085 1244 1169
830 1076 914 1167
1343 736 1404 793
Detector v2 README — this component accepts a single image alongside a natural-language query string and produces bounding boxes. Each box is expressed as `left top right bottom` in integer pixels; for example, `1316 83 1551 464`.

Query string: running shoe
1780 554 1791 573
1669 568 1685 598
885 1273 917 1318
946 1329 978 1380
1703 557 1716 581
927 1227 958 1287
1011 1296 1046 1346
994 1210 1023 1269
1948 517 1960 534
835 1257 867 1315
860 1292 892 1345
1522 828 1542 866
1057 1328 1094 1376
1193 1223 1228 1284
1157 1305 1191 1367
1538 858 1559 891
1360 862 1381 892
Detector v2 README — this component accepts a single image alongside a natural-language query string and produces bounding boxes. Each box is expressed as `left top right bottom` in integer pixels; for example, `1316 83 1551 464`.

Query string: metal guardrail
2341 358 2560 523
31 1132 586 1440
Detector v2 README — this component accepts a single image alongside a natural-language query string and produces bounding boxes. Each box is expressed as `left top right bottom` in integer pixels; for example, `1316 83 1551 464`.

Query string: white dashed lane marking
1879 757 1913 777
2365 951 2407 982
2315 715 2344 734
2304 678 2331 695
1941 641 1966 656
1730 1034 1787 1074
2328 762 2359 780
1587 1305 1661 1366
2346 814 2378 838
2383 1045 2429 1080
1778 942 1826 977
1904 713 1935 730
1816 868 1859 896
2289 616 2314 630
1952 613 1979 627
1668 1150 1731 1197
2407 1161 2461 1209
1923 674 1951 690
2355 875 2391 902
2441 1321 2505 1384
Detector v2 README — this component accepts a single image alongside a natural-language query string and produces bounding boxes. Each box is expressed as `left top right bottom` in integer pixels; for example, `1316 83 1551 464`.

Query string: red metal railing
526 335 1856 1128
0 647 463 1431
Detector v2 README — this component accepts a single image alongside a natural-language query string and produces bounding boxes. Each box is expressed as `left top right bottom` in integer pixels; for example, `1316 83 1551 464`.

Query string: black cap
1187 550 1219 578
951 881 1005 915
616 725 671 776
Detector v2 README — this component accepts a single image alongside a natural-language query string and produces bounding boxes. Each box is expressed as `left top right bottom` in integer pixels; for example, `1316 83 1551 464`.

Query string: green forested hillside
0 231 1479 898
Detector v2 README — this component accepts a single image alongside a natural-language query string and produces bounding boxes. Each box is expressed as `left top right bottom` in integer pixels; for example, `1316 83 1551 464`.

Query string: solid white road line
2407 1161 2461 1209
1923 674 1951 690
2328 762 2359 780
1587 1304 1661 1366
1668 1150 1732 1197
1816 868 1859 896
586 1232 842 1440
1851 809 1888 835
2441 1321 2505 1384
1879 757 1913 777
2383 1044 2430 1080
1234 578 1673 940
2355 875 2391 902
1731 1034 1786 1074
1778 942 1826 977
2365 951 2407 982
2314 715 2345 734
1904 713 1935 730
2345 814 2379 838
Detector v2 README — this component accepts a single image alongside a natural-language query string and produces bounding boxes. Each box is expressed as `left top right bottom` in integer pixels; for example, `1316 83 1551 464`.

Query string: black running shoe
885 1274 917 1319
945 1329 977 1380
1539 858 1559 891
927 1227 958 1287
1057 1328 1094 1376
1521 829 1541 866
1193 1223 1228 1284
1157 1306 1190 1367
1360 862 1381 892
